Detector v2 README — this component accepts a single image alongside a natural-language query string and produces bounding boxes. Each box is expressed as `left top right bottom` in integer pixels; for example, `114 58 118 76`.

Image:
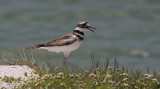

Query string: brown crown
76 21 88 28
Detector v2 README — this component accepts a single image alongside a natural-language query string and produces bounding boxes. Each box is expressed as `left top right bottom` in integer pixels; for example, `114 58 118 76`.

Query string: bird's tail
25 43 45 49
25 45 39 49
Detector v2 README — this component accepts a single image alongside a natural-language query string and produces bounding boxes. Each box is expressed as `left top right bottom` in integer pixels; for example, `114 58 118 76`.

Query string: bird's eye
82 24 86 26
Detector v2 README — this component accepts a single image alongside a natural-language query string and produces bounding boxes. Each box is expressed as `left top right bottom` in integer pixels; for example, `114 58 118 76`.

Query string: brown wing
45 33 77 46
26 33 77 49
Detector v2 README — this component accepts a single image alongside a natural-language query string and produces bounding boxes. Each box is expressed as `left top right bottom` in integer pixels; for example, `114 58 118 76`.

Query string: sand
0 65 37 89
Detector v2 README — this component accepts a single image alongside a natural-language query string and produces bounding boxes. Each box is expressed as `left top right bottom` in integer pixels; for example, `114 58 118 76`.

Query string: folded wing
26 33 77 49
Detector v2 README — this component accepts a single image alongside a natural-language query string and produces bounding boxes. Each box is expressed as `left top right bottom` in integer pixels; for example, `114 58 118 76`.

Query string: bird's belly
40 41 82 53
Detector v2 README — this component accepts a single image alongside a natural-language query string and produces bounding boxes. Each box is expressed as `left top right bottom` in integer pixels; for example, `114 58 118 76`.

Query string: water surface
0 0 160 70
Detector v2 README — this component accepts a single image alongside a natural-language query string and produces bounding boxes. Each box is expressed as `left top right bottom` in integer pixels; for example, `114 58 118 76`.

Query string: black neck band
76 35 83 40
73 30 84 36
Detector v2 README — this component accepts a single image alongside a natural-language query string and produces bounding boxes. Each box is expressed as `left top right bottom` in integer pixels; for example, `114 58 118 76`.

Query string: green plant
1 49 160 89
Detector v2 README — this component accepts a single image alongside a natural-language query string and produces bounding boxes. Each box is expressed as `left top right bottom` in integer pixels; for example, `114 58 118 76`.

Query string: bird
26 21 96 69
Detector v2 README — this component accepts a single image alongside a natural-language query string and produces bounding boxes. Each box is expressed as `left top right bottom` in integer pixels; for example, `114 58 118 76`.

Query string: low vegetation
0 49 160 89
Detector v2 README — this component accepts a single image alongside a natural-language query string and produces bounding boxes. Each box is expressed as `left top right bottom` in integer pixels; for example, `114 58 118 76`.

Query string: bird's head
75 21 96 33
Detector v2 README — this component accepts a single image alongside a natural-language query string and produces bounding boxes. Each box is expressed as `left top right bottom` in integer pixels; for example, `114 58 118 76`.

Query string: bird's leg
63 56 67 70
63 52 70 70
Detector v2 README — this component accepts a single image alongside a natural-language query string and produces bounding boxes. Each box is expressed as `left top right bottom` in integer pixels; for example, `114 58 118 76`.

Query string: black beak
88 26 96 32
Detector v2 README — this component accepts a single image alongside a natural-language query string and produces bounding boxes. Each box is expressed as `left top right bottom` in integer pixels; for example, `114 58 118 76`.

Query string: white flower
57 72 64 76
148 74 153 78
90 73 96 77
152 78 157 82
122 78 128 81
106 73 112 78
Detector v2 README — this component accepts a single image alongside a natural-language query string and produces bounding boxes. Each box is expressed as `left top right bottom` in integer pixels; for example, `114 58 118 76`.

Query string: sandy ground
0 65 37 89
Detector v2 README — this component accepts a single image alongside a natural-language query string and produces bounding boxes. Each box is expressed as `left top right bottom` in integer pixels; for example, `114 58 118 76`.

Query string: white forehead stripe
79 21 86 24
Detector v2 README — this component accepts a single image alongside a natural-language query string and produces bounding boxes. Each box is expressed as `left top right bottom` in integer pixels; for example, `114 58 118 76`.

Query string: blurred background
0 0 160 70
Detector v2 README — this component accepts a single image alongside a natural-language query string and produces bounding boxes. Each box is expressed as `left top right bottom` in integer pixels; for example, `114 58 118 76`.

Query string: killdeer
26 21 96 69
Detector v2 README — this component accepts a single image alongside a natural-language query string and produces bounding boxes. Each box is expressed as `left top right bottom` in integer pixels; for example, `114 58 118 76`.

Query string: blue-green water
0 0 160 69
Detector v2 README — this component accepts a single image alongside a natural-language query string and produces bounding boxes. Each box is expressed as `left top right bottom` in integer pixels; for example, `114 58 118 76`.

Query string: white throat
75 27 88 33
